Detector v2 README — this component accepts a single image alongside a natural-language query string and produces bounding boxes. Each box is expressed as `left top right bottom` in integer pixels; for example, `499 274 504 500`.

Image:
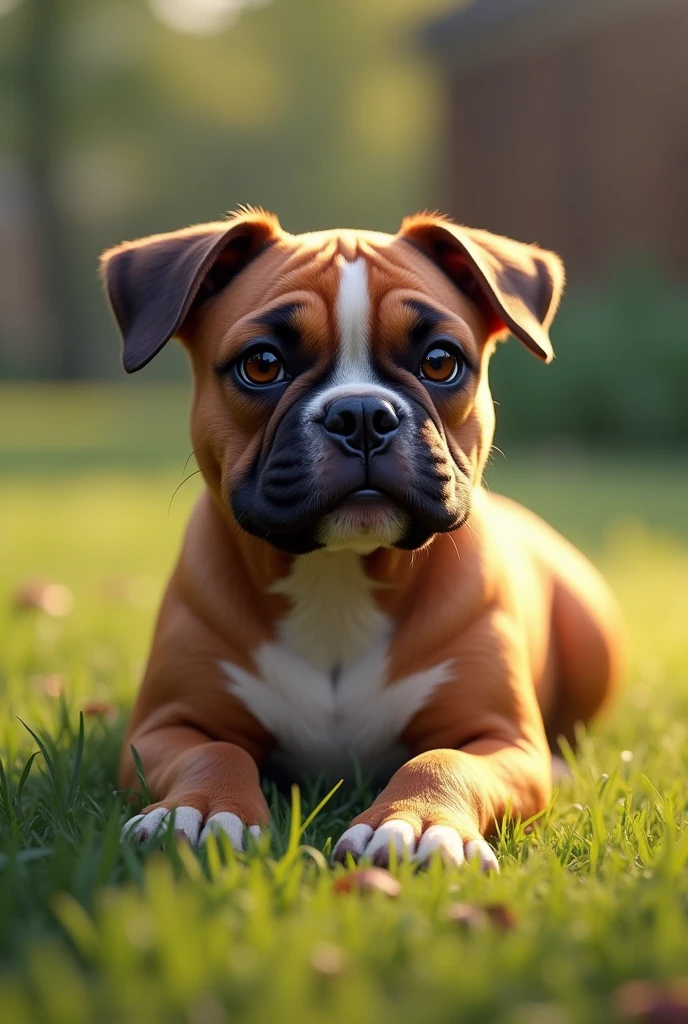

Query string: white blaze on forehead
335 257 373 381
304 253 411 419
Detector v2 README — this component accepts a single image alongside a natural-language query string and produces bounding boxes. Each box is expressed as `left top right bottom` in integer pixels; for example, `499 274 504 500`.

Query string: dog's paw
332 819 498 872
121 806 264 851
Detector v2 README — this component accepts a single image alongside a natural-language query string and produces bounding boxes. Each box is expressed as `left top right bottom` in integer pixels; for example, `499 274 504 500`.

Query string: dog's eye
238 348 287 387
419 345 464 384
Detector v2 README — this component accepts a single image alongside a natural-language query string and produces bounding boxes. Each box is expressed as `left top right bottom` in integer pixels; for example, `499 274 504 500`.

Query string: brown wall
441 5 688 281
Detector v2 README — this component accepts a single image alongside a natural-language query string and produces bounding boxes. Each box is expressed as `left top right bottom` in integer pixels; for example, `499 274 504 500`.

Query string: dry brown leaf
14 581 74 617
29 674 64 697
81 700 118 722
332 867 401 897
615 979 688 1022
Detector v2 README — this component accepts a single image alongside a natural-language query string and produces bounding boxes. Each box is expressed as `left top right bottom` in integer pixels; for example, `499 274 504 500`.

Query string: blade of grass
286 784 301 860
15 751 39 815
0 756 13 823
299 779 343 838
17 718 63 807
67 712 85 810
129 745 153 806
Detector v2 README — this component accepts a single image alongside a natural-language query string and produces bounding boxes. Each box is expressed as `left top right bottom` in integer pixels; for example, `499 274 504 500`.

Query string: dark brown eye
419 345 464 384
238 349 286 387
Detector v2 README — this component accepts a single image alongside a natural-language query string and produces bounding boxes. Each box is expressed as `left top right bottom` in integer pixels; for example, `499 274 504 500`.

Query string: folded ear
100 209 281 373
398 214 565 362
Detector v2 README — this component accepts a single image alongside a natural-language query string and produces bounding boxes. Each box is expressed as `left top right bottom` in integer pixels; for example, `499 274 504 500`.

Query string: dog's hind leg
545 556 627 750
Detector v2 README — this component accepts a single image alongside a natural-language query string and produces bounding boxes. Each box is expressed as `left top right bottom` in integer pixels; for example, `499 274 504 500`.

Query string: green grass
1 384 688 1024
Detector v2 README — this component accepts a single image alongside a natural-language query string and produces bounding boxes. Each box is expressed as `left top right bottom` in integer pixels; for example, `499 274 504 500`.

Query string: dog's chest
220 551 452 776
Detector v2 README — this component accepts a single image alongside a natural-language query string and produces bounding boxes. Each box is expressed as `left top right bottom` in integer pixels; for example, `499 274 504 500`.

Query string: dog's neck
206 484 425 594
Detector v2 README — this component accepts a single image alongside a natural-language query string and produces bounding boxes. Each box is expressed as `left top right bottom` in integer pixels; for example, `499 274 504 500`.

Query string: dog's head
101 209 563 555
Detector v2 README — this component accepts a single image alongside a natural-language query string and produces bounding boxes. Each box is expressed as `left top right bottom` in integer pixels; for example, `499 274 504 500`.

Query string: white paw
332 818 499 871
121 807 263 851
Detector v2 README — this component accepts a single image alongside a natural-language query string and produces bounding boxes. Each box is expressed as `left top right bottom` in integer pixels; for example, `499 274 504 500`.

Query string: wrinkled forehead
194 227 488 364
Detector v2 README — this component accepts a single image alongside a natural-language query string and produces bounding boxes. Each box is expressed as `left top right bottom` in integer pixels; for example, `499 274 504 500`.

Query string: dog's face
102 211 563 554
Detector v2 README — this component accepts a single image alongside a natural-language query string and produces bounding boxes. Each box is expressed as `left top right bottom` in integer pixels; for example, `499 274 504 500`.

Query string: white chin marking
332 821 499 871
317 507 408 553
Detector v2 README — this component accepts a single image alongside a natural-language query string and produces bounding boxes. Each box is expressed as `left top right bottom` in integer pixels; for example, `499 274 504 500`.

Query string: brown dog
102 209 624 868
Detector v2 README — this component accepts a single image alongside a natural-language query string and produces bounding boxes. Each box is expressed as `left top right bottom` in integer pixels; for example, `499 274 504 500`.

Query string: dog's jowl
102 210 625 868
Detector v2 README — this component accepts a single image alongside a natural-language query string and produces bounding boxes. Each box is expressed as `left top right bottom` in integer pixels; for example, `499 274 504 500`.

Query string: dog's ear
100 209 281 373
398 214 564 362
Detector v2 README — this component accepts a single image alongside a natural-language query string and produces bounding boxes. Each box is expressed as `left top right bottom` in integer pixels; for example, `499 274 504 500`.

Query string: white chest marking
220 550 453 775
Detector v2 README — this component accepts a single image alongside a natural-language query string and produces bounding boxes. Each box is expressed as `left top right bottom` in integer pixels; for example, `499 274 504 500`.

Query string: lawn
1 384 688 1024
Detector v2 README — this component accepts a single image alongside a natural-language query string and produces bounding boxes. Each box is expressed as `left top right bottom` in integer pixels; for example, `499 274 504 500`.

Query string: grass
2 383 688 1024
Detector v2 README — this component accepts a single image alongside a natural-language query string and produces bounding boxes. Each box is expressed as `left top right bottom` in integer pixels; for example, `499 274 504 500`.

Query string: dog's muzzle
230 386 471 555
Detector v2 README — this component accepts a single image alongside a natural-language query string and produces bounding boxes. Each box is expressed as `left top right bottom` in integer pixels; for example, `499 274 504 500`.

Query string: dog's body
103 210 624 867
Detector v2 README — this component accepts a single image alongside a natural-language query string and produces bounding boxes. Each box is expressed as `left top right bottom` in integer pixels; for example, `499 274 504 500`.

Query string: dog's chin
231 487 470 556
316 490 409 555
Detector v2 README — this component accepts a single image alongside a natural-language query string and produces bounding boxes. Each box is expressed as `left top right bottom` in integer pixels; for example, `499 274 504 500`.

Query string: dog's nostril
372 405 399 436
329 410 357 437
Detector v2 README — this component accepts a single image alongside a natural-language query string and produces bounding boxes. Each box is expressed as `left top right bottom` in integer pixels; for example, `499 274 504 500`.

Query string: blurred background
1 0 687 449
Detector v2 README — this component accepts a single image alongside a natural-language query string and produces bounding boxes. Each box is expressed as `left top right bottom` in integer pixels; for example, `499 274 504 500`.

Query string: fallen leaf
615 979 688 1022
484 903 518 931
446 902 488 929
447 901 517 932
81 700 118 722
332 867 401 897
14 581 74 617
29 674 64 697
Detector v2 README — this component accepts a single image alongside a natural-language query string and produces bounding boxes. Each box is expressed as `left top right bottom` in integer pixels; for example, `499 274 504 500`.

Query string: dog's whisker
182 447 212 478
168 470 202 516
447 531 461 565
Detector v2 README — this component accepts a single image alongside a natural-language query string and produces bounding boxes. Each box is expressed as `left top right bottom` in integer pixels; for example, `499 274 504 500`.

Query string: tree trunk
19 0 81 378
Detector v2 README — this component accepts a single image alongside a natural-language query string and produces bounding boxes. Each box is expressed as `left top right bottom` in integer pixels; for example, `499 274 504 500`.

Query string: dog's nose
322 396 400 457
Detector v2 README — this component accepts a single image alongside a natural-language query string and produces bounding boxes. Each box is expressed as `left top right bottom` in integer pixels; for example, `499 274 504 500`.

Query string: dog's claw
332 839 359 864
414 825 466 867
331 823 374 864
121 807 261 851
464 838 500 873
333 819 499 871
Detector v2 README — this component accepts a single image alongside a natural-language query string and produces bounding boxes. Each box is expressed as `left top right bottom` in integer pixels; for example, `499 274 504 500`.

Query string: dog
102 208 625 869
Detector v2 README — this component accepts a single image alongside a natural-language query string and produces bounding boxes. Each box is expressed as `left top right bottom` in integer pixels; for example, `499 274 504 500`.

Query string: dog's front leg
120 722 270 849
333 740 550 871
334 610 553 870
